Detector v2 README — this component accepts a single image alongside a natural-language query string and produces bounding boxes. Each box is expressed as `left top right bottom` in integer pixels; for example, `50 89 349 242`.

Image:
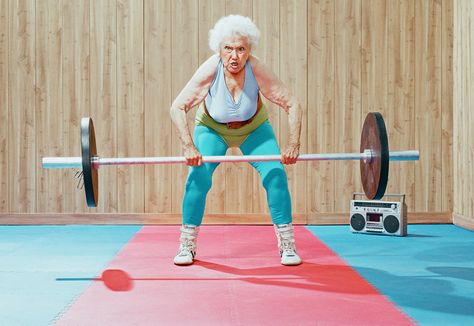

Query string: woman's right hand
183 145 202 166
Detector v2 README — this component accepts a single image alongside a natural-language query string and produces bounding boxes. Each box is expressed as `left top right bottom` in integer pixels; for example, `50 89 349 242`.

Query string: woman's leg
175 125 228 265
182 125 228 226
239 121 292 225
240 121 301 265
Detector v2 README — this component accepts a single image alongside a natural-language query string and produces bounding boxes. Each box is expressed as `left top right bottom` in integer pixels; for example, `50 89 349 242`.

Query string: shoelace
280 239 297 256
178 239 195 256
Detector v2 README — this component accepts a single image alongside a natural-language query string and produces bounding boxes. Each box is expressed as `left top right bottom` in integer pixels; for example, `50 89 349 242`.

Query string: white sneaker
173 225 199 266
274 223 302 266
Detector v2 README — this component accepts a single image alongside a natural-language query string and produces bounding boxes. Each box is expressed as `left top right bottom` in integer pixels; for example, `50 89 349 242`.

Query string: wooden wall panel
252 0 280 215
308 0 335 214
90 0 117 212
36 0 63 212
0 0 9 212
334 0 361 212
386 0 416 208
62 0 90 213
226 0 252 16
0 0 455 224
144 0 172 213
170 0 199 214
117 0 145 212
453 0 474 229
9 0 36 212
453 0 460 222
414 0 442 212
280 0 307 216
441 0 453 213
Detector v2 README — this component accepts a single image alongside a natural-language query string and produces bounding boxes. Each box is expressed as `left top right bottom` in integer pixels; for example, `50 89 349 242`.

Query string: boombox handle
352 192 406 204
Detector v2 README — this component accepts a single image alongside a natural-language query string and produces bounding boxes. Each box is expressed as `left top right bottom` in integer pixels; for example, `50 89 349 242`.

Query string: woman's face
219 34 250 74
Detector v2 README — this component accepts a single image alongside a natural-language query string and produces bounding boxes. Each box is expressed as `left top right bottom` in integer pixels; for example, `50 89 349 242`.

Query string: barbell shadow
56 268 308 292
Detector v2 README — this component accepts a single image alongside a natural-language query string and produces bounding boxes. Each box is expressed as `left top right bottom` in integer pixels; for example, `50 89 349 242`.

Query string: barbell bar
42 150 418 169
42 112 420 207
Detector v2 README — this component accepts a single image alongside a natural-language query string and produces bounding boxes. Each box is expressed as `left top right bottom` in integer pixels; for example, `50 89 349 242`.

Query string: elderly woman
170 15 302 266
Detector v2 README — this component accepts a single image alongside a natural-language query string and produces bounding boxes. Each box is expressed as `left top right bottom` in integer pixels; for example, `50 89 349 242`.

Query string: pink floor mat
55 226 413 325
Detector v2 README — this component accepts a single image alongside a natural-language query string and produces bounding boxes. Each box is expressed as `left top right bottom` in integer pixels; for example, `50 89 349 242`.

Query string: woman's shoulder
194 54 220 84
248 55 272 80
203 54 221 68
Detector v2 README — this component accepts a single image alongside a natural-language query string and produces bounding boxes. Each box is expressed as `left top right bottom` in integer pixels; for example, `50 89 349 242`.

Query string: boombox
350 193 407 236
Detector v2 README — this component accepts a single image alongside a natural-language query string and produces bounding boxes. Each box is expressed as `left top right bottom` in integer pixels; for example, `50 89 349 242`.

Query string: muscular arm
250 56 303 164
170 54 219 165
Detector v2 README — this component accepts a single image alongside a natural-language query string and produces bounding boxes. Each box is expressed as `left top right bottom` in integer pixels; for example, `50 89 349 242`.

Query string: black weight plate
360 112 389 199
81 117 99 207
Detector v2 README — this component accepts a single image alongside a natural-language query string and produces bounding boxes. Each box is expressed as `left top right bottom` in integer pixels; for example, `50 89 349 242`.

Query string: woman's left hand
281 143 300 165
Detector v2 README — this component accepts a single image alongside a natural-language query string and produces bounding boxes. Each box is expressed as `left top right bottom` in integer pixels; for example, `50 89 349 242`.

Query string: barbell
42 112 419 207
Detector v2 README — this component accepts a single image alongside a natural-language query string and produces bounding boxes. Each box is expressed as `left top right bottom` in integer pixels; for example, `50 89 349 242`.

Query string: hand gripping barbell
42 112 419 207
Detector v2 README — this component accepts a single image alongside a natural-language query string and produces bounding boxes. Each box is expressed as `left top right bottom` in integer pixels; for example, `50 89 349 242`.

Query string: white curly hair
208 15 260 53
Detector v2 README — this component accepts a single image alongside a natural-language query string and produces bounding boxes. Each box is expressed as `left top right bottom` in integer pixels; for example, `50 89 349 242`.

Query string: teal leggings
182 121 292 226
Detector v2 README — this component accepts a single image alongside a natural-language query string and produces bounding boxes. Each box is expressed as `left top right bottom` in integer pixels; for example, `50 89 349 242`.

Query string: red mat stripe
56 226 414 325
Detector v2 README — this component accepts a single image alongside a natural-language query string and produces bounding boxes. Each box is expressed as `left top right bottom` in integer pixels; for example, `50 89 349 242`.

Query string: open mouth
230 62 238 68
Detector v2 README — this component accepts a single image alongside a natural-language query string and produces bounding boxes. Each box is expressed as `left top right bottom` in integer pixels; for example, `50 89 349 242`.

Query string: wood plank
144 0 173 213
9 0 36 212
452 0 461 218
307 0 335 213
470 0 474 218
170 0 199 214
462 0 471 218
414 0 442 211
252 0 281 216
463 0 474 219
90 0 117 213
0 0 8 212
117 0 145 212
441 0 453 214
334 0 361 211
36 0 64 212
279 0 308 218
198 0 226 214
224 1 254 215
0 212 451 225
62 0 90 212
225 0 252 16
387 0 416 209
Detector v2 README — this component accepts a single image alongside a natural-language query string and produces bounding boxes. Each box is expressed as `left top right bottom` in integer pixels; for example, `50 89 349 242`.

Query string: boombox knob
383 215 400 233
350 213 365 231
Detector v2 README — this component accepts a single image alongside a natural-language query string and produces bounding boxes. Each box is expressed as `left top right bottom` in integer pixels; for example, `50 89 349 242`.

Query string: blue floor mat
306 224 474 326
0 225 141 326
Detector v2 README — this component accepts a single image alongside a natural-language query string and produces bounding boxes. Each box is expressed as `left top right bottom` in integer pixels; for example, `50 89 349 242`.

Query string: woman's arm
249 56 303 164
170 54 220 165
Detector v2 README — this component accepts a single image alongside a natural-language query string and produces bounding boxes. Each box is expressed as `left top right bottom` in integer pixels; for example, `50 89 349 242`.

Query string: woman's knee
261 166 289 190
185 165 214 193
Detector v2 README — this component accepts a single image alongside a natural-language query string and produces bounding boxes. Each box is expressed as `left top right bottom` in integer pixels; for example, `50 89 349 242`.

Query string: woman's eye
239 47 245 52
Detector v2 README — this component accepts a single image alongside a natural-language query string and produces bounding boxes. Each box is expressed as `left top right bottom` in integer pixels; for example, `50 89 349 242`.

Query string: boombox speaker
350 193 407 236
